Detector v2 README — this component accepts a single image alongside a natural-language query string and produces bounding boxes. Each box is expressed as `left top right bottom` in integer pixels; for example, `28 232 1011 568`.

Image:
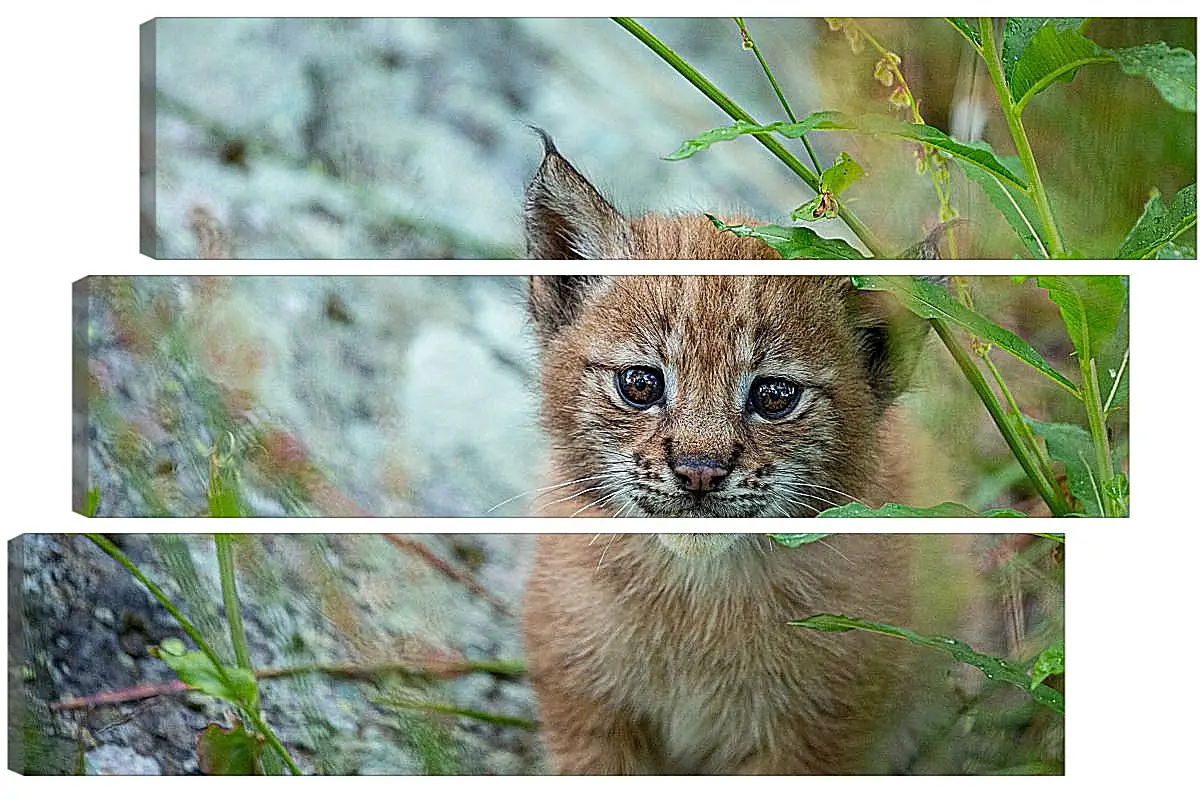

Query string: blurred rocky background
141 17 1194 259
10 533 540 775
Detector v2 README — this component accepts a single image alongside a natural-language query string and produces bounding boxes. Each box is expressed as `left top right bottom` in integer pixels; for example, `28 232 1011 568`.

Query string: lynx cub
519 138 949 774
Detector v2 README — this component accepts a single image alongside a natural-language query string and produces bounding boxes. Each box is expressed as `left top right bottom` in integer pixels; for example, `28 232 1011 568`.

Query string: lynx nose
673 457 729 493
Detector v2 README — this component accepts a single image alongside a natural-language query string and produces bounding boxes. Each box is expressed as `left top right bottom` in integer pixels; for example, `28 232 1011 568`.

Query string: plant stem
978 18 1067 257
930 321 1072 516
980 351 1060 494
1081 357 1119 516
215 535 257 710
85 535 233 684
733 18 821 172
614 17 889 258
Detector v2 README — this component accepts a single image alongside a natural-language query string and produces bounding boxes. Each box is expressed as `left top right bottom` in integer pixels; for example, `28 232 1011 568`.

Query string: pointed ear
524 129 631 259
527 275 608 346
844 278 940 409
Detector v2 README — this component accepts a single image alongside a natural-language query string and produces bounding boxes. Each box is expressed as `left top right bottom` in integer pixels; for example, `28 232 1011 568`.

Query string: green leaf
956 143 1048 258
1026 419 1114 516
1010 26 1114 113
768 534 831 547
851 276 1080 397
708 216 864 259
1096 287 1129 413
1030 643 1065 690
789 614 1064 713
665 112 846 160
157 647 258 708
817 502 1027 518
820 151 865 195
667 112 1027 189
1117 183 1197 259
946 18 981 49
1111 43 1197 113
1002 18 1088 84
197 721 263 775
1035 276 1126 364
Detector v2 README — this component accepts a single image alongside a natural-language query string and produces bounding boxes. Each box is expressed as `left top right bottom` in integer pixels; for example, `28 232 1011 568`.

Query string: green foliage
853 276 1078 397
668 112 1027 188
156 639 259 707
627 17 1194 261
1030 643 1065 690
790 614 1064 713
1117 183 1198 259
817 502 1026 518
767 533 831 547
707 216 863 258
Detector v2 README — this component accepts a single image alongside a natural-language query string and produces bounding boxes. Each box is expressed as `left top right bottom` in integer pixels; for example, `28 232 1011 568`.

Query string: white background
2 0 1194 795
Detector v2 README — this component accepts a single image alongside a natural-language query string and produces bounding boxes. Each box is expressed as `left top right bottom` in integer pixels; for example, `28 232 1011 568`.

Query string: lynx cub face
527 274 926 517
523 139 929 518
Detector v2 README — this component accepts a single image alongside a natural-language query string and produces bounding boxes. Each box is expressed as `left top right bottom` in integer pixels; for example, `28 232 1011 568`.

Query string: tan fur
529 274 920 518
521 139 944 775
523 534 921 774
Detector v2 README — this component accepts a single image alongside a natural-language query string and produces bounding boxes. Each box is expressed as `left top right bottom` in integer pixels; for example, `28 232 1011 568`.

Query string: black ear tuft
524 130 631 259
527 275 607 346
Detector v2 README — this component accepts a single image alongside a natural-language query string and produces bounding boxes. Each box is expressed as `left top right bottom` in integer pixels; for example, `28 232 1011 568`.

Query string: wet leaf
1117 183 1197 259
790 614 1064 713
1030 643 1065 689
1111 43 1197 113
816 502 1026 518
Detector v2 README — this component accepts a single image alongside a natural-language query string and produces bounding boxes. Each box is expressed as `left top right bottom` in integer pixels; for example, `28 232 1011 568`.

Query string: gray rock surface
10 533 541 775
143 17 832 259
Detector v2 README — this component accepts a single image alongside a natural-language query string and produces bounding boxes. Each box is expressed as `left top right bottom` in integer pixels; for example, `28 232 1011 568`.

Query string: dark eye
616 366 665 409
749 376 802 420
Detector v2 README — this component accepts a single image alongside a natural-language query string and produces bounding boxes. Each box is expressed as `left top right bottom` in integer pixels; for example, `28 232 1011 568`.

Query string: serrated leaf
768 534 831 547
1117 183 1197 259
820 152 865 195
158 647 258 707
668 112 1027 188
1026 418 1115 516
789 614 1064 713
1111 43 1197 113
708 216 864 259
852 276 1080 397
957 144 1048 258
1010 25 1113 113
1030 643 1065 690
197 721 262 775
816 501 1027 518
1002 18 1088 84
